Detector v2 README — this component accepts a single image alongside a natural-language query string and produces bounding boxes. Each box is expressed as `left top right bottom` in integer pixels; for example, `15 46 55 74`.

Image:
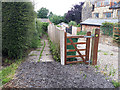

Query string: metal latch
84 34 94 38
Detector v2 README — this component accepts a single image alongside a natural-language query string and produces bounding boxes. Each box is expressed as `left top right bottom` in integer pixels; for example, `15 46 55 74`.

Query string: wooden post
64 32 67 65
85 31 91 64
92 28 100 65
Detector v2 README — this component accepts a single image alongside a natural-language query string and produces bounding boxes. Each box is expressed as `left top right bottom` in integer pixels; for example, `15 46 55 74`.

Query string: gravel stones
4 62 114 88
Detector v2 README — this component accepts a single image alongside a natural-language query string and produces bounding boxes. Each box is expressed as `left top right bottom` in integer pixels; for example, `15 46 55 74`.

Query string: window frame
117 10 120 17
103 0 109 6
94 13 99 18
104 12 112 18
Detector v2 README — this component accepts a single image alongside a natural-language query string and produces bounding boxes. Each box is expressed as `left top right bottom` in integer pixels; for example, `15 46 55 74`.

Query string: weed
38 60 40 62
104 52 108 55
105 65 107 71
48 37 60 62
80 71 82 75
30 53 37 56
112 69 116 76
98 50 102 52
70 64 72 66
96 71 99 74
112 80 120 88
104 72 107 76
46 54 50 56
4 59 12 64
36 49 40 51
109 69 112 76
110 53 114 55
38 41 46 62
83 74 87 79
95 65 99 70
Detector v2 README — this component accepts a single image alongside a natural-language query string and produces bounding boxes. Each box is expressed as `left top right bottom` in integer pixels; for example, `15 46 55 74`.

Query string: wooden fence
113 27 120 42
48 23 100 65
48 24 65 65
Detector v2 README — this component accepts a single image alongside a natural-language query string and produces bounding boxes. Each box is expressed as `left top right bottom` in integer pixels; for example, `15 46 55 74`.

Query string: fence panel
48 24 65 65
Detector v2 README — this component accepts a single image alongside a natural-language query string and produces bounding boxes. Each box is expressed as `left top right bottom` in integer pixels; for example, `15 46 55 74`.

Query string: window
96 2 101 7
94 13 99 18
118 10 120 17
104 0 109 6
104 12 112 18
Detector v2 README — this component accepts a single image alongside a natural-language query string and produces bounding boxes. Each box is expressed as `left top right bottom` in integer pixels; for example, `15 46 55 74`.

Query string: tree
48 12 53 18
65 2 84 24
37 7 49 18
68 21 77 26
49 14 66 25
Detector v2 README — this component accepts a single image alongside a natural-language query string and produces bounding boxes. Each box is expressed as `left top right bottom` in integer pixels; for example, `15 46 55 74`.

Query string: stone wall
82 1 93 21
92 6 113 18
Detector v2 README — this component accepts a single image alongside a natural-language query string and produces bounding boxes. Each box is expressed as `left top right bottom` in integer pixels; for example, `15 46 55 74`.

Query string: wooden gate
64 28 100 65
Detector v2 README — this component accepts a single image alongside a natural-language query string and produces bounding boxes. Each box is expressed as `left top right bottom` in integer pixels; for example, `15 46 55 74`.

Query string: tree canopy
37 7 49 18
49 14 67 25
65 2 84 24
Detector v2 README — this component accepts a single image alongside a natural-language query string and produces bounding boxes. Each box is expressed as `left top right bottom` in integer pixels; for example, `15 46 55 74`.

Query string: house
37 18 52 24
80 18 118 32
109 1 120 18
92 0 119 19
80 0 119 31
82 0 95 21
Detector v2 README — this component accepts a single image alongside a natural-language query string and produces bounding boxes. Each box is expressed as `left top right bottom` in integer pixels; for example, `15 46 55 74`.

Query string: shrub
76 24 81 27
77 31 87 35
36 20 49 37
2 2 36 59
41 22 49 32
68 21 77 26
100 22 114 36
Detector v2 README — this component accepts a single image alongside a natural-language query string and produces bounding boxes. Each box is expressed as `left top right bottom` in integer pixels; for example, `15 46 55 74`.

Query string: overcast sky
32 0 85 16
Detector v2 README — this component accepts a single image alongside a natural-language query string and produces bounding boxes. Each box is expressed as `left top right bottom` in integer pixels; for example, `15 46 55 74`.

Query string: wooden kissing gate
64 28 100 65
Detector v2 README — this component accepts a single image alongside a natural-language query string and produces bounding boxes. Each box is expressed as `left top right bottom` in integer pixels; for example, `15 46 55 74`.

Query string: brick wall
81 25 100 33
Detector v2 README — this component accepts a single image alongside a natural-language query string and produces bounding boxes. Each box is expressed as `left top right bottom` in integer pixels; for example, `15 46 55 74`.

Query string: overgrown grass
77 31 87 35
38 41 46 62
0 59 23 86
47 37 60 62
112 80 120 88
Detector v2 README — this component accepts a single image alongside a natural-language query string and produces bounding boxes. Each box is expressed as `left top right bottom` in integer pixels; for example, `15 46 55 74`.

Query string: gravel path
4 36 114 88
77 35 119 82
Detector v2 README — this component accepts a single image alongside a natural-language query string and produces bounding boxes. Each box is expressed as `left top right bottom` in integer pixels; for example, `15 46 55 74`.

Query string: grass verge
0 59 24 87
38 41 46 62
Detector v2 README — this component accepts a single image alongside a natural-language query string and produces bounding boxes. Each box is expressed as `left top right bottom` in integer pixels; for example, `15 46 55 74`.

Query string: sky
32 0 85 16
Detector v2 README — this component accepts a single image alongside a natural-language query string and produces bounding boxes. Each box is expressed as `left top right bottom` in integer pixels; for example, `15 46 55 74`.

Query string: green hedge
2 2 37 59
36 20 49 37
100 22 114 36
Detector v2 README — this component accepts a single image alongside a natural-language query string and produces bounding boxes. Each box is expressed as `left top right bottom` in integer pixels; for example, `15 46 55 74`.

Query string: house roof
37 18 49 23
58 22 69 27
80 18 118 26
109 2 120 9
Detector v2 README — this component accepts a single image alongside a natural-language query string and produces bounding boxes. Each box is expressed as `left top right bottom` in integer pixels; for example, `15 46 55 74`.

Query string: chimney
110 0 114 7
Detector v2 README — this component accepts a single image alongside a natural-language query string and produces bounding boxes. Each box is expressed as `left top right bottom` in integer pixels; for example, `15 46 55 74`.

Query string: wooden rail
64 28 100 65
